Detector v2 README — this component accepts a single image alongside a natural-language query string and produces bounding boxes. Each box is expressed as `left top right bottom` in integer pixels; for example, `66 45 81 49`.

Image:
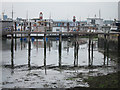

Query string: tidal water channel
1 35 118 88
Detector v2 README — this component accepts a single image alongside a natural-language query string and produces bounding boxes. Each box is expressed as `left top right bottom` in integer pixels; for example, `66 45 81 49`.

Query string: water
1 35 118 88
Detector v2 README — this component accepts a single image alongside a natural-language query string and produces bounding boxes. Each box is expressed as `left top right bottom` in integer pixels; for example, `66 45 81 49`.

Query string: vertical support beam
44 20 47 74
28 22 31 69
88 35 91 66
103 34 106 65
106 34 109 66
78 22 80 31
76 41 79 66
44 33 47 74
59 34 62 67
67 22 69 32
91 36 94 66
14 22 17 51
11 26 14 68
118 33 120 88
21 24 23 50
74 34 77 66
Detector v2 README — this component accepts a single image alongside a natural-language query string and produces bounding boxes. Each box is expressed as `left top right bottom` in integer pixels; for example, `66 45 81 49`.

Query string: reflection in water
15 37 17 51
7 34 119 68
103 34 110 66
74 35 79 67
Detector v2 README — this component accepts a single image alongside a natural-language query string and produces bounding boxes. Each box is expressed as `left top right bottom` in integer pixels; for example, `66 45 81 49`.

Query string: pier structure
7 22 120 69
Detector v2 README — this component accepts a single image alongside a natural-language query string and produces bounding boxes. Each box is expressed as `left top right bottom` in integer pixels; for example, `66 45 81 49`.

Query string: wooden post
118 33 120 72
44 20 47 74
74 34 77 66
88 35 91 66
91 38 94 66
76 41 79 66
59 34 62 67
106 34 109 65
21 24 23 50
78 22 80 31
67 22 69 32
44 33 47 74
14 22 17 51
28 22 31 69
103 34 106 65
11 26 14 68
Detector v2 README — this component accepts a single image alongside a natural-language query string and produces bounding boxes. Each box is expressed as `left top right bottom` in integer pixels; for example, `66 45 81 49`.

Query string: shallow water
1 36 118 88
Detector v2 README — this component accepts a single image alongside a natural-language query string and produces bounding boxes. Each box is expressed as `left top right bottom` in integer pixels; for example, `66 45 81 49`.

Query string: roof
87 17 103 20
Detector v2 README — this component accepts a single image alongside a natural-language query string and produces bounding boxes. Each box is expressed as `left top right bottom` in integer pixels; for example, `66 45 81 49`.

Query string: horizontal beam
6 31 120 35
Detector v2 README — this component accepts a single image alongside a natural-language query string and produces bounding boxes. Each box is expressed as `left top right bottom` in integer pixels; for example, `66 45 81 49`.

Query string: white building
118 1 120 20
87 18 103 26
87 17 103 30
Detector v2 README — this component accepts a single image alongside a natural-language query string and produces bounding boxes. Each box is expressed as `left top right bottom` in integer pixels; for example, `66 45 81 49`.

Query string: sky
1 0 120 21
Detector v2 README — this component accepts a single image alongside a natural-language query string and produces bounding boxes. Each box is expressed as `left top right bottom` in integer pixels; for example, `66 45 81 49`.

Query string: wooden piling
91 38 94 66
59 34 62 67
44 33 47 74
21 24 23 50
78 22 80 31
103 34 106 65
44 20 47 74
11 26 14 68
88 35 91 66
106 34 109 65
76 41 79 66
14 22 17 51
28 22 31 68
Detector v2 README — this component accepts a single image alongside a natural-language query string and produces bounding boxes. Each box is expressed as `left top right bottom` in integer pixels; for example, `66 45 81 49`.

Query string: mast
99 9 101 19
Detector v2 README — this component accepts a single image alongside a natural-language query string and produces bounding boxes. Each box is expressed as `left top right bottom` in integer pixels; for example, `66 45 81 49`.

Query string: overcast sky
1 0 120 21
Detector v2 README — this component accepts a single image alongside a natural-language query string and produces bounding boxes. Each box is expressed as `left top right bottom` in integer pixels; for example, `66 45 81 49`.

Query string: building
0 20 13 36
31 12 53 32
118 1 120 20
103 20 114 26
87 17 103 30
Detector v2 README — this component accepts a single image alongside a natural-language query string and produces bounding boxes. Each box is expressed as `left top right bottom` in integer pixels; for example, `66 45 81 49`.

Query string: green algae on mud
84 72 119 88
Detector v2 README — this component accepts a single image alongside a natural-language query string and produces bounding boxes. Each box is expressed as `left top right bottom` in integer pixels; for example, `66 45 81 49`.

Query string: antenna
10 4 15 20
26 10 28 21
99 9 101 19
49 12 51 19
